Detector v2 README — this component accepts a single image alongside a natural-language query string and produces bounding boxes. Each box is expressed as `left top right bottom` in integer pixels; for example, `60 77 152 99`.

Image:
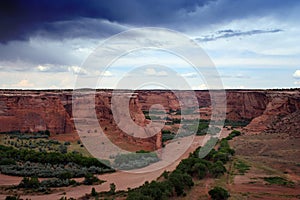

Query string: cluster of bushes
18 176 76 190
127 170 193 199
0 145 110 168
226 130 241 140
224 119 250 128
0 144 114 178
2 133 70 153
113 151 159 170
161 130 175 143
18 173 102 191
0 161 111 178
1 130 50 138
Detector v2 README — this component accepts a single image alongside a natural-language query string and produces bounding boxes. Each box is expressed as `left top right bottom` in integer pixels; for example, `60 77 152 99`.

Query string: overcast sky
0 0 300 89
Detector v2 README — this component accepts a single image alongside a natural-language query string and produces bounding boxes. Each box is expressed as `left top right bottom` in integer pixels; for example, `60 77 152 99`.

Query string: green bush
114 152 159 170
210 161 227 178
263 177 294 187
109 183 116 194
18 177 40 189
209 186 230 200
226 130 241 140
91 187 97 196
83 173 101 185
5 195 20 200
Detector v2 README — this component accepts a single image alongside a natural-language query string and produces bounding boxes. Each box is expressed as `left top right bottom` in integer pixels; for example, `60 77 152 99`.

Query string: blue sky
0 0 299 89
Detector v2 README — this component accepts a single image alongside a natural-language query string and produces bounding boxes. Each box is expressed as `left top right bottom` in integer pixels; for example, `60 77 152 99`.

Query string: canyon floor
0 128 299 200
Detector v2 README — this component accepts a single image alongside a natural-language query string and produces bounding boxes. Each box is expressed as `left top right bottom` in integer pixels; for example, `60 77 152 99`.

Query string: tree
45 130 50 136
210 161 226 178
83 173 99 185
109 183 116 194
208 186 230 200
5 196 20 200
19 177 40 189
91 187 97 196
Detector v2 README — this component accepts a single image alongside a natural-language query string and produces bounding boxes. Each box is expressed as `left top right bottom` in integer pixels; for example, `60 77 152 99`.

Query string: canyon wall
0 89 299 150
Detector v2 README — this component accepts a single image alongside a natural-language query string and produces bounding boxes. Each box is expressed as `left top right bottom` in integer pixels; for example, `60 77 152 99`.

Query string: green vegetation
19 177 40 189
0 144 114 178
17 174 104 192
91 187 97 196
83 173 103 185
224 119 250 128
109 183 116 194
226 130 241 140
208 186 230 200
234 159 250 175
161 130 175 142
263 176 294 187
5 195 20 200
126 132 239 200
113 151 159 170
0 131 87 155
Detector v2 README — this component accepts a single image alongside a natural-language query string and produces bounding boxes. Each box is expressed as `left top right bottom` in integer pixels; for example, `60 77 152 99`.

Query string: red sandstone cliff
0 91 74 135
244 90 300 134
0 89 299 149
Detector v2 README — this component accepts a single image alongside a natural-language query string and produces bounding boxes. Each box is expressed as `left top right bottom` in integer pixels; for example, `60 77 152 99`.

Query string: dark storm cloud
2 0 298 43
0 0 215 42
196 29 283 42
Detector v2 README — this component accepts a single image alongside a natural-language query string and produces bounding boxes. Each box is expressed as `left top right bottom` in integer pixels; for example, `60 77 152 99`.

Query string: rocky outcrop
265 110 300 137
244 90 300 134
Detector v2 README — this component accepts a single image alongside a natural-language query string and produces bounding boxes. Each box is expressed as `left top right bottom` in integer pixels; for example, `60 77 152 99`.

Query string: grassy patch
263 176 294 187
234 159 250 175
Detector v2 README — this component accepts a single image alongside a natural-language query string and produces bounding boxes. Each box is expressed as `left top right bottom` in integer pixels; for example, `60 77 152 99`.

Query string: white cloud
182 72 198 78
293 70 300 79
294 81 300 85
192 84 207 90
68 65 88 75
95 70 113 77
12 80 35 88
144 68 168 76
37 65 50 72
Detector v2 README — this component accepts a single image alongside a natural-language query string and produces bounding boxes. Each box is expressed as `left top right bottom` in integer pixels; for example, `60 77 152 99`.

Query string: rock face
0 89 299 150
244 90 300 134
0 91 74 135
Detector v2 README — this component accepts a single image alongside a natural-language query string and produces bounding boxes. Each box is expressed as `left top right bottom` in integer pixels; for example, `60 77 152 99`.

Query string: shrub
263 176 294 187
83 173 100 185
210 161 227 178
109 183 116 194
19 177 40 189
91 187 97 196
5 196 20 200
226 130 241 140
114 152 159 170
208 186 230 200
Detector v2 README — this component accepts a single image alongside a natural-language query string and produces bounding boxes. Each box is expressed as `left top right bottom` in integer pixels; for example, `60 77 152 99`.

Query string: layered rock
0 91 74 135
244 90 300 134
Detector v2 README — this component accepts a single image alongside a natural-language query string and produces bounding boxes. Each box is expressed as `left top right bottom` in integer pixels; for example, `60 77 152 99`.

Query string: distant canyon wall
0 89 299 149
